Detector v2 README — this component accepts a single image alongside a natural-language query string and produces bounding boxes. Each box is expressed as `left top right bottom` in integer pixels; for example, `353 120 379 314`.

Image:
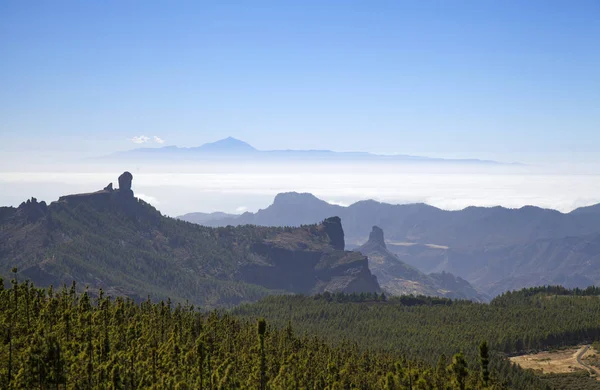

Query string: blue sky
1 0 599 163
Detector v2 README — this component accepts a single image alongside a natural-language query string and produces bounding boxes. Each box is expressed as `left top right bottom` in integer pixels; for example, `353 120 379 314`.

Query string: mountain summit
192 136 256 153
368 226 386 248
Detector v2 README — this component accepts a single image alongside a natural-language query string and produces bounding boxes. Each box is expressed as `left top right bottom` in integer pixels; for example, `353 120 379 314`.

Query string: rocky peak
369 226 386 248
118 171 134 198
59 171 135 205
17 197 48 222
322 216 345 250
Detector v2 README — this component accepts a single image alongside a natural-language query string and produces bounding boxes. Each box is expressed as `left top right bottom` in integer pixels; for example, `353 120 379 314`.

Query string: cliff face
1 174 380 307
243 217 379 294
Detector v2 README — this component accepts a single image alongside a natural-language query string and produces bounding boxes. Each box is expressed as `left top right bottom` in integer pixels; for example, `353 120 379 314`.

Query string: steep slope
0 173 379 307
356 226 485 301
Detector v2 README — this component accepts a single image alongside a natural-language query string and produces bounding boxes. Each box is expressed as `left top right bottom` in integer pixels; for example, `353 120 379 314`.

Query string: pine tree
479 341 490 387
450 352 468 390
257 318 267 390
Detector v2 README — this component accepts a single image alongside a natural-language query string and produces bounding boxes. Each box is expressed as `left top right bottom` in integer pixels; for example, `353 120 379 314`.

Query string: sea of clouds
2 162 600 217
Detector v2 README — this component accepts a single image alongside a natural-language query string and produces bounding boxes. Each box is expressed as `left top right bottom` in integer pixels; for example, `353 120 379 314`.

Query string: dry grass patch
510 347 587 375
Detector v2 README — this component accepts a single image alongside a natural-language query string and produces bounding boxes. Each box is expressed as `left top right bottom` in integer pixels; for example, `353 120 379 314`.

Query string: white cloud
130 135 150 144
137 193 160 205
154 136 165 144
326 200 349 207
235 206 248 213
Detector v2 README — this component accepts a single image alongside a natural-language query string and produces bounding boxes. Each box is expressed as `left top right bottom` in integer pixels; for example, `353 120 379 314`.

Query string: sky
1 1 599 164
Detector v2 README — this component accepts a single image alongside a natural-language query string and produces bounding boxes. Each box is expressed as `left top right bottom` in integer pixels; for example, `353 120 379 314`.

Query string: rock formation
322 216 345 250
59 172 135 205
118 171 134 198
368 226 386 248
356 226 485 301
16 197 48 223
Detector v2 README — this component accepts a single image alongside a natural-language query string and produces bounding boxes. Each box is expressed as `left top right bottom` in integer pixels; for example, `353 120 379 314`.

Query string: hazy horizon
3 161 600 217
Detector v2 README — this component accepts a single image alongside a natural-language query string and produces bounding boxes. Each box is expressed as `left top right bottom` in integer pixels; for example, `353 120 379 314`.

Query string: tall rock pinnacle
322 216 345 250
118 171 134 198
369 226 386 248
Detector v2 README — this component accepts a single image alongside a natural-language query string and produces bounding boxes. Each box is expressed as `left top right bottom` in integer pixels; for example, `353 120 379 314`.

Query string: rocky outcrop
118 171 133 198
357 226 485 301
59 172 135 206
368 226 386 248
15 198 48 223
322 216 345 250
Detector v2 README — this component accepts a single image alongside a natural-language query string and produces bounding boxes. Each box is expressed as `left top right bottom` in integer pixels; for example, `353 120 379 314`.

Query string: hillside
356 226 486 301
444 234 600 297
0 173 379 307
235 288 600 389
181 192 600 295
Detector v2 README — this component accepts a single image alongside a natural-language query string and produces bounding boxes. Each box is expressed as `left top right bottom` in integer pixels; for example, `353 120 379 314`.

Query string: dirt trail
575 345 600 378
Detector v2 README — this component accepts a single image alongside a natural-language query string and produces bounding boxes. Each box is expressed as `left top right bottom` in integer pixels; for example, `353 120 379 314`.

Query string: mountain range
0 173 379 307
179 192 600 296
106 136 507 164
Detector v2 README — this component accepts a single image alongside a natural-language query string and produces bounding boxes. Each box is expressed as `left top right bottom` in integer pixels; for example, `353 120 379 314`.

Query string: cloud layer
130 135 150 144
3 163 600 217
130 135 165 144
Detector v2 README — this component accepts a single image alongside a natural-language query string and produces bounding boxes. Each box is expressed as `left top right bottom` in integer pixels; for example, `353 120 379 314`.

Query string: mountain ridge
179 192 600 296
106 137 513 164
0 173 380 307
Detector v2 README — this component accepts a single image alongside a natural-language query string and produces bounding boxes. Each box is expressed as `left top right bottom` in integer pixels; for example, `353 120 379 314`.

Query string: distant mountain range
179 192 600 296
106 136 510 164
0 173 380 308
